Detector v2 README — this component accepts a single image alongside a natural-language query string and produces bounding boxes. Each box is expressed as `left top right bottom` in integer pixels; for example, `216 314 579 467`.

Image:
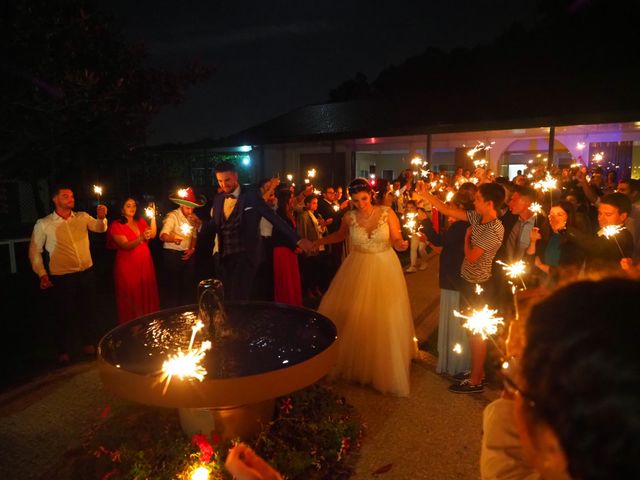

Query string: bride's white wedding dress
318 206 417 396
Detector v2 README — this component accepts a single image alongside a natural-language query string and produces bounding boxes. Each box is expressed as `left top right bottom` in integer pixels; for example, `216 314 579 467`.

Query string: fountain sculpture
98 279 337 439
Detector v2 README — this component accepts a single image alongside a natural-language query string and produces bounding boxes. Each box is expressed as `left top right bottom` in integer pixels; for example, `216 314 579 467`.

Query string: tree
0 0 212 215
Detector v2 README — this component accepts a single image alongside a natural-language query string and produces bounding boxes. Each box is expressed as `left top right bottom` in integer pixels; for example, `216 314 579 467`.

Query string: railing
0 238 30 274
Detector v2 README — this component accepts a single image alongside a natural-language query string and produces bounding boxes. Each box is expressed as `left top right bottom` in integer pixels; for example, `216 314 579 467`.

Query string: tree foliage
0 0 212 187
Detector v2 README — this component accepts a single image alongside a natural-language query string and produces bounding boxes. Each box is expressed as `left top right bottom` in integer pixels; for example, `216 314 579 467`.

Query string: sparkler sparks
402 212 421 237
496 260 527 279
307 168 316 178
145 206 155 218
454 305 504 340
529 202 543 215
601 224 624 238
452 343 462 354
532 172 557 193
177 188 188 198
180 223 193 236
445 191 455 203
191 466 210 480
600 224 627 256
332 204 340 212
93 185 103 197
286 174 293 182
160 320 212 394
475 283 484 295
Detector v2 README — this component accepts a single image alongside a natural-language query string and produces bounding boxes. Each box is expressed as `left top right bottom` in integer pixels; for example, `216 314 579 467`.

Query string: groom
211 161 314 300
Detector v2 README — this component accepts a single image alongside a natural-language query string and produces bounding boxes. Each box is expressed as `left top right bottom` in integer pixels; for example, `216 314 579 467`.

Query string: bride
314 178 418 396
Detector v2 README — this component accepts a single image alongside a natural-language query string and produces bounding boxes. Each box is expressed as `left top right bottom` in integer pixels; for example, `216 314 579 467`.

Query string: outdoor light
242 155 251 166
576 142 586 151
239 145 252 152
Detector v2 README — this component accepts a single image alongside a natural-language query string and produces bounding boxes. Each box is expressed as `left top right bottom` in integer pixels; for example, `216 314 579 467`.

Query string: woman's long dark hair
276 189 294 220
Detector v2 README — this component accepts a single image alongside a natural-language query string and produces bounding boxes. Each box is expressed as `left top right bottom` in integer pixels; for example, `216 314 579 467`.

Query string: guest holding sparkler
159 187 203 308
107 197 159 323
28 184 108 363
617 178 640 261
403 200 429 273
565 192 633 271
508 278 640 480
423 183 477 377
420 182 505 394
273 189 303 306
525 201 584 287
314 178 417 396
297 194 329 299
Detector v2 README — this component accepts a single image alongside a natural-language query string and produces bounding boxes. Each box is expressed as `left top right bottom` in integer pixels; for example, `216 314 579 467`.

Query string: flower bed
48 384 363 479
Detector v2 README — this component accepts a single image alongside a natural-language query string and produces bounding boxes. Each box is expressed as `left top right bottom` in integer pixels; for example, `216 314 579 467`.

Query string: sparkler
600 224 627 256
445 191 455 203
144 204 156 219
402 212 421 237
452 343 462 354
177 188 188 198
93 185 103 206
496 260 527 290
180 223 193 237
160 320 212 394
332 204 340 212
286 174 293 182
475 283 484 295
411 156 423 166
191 465 210 480
307 168 317 178
454 305 504 340
529 202 543 226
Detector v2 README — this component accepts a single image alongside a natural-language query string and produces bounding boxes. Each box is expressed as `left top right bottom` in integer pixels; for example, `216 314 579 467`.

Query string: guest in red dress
108 197 160 323
272 188 303 306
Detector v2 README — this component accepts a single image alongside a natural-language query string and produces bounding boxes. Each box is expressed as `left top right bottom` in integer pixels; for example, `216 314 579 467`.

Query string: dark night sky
102 1 540 145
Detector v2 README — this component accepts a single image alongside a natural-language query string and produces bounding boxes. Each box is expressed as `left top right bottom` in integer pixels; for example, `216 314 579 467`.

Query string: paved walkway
0 257 499 479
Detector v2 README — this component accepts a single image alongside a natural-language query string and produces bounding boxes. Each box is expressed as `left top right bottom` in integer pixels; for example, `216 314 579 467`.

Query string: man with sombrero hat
159 186 205 307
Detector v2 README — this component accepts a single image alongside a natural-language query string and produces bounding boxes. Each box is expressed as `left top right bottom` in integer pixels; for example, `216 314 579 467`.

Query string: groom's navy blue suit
212 185 299 301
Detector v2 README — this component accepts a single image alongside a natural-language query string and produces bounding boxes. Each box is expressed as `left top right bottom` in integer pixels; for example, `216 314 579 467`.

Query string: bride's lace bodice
347 206 392 254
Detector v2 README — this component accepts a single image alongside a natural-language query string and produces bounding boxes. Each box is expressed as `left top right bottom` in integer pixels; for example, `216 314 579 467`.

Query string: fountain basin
98 301 337 437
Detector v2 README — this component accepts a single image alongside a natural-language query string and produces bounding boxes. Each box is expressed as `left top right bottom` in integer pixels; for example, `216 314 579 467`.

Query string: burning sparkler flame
452 343 462 354
475 284 484 295
177 188 188 198
145 206 155 218
445 191 455 203
180 223 193 236
307 168 316 178
402 212 421 237
160 320 212 394
533 172 557 193
286 174 293 181
601 224 624 238
191 465 210 480
529 202 543 215
454 305 504 340
496 260 527 279
93 185 103 196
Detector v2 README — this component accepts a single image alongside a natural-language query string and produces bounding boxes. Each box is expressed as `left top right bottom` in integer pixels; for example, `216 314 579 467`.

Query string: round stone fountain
97 280 337 439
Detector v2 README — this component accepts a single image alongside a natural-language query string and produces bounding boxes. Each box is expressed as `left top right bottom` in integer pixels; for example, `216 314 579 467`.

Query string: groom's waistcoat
220 202 244 256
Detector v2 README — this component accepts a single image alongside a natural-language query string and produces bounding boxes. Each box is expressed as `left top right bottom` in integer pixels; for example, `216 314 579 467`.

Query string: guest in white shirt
28 184 108 364
159 186 203 308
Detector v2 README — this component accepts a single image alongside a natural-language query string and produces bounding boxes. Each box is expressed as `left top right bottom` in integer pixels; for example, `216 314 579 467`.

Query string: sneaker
448 379 484 394
452 371 487 385
452 370 471 381
418 262 428 270
405 266 418 273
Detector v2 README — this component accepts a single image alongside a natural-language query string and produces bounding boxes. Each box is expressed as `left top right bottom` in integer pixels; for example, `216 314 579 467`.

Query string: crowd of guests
27 160 640 479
